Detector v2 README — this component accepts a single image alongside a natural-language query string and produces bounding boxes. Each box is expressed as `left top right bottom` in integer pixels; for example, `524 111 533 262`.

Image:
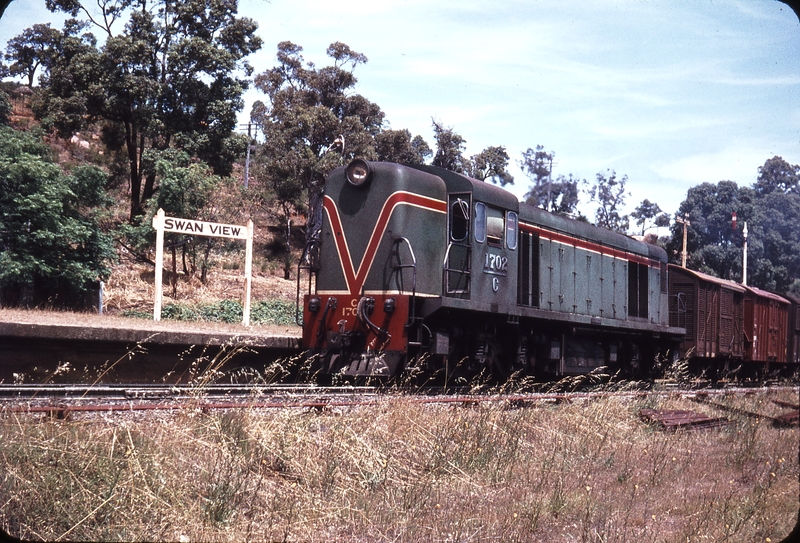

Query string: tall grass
1 390 797 541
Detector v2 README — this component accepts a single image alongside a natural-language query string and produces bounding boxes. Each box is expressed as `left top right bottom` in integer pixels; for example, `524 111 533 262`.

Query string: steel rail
1 385 795 416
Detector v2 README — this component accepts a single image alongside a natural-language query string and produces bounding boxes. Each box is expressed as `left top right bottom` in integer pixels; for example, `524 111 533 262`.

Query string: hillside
1 81 304 322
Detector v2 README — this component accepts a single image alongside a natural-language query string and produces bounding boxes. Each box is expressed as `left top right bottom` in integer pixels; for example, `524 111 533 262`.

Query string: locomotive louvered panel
586 252 602 316
539 238 553 310
517 230 531 306
517 231 539 307
600 254 615 319
613 260 627 320
638 262 649 319
559 244 576 313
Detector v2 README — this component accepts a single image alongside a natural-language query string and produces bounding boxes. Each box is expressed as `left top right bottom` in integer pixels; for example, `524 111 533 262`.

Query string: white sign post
152 208 254 326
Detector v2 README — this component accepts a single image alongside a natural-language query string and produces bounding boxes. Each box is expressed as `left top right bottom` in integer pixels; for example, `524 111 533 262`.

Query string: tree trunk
125 121 142 221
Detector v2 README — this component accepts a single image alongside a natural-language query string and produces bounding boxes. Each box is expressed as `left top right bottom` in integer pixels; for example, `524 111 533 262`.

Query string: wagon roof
668 265 747 293
745 285 790 304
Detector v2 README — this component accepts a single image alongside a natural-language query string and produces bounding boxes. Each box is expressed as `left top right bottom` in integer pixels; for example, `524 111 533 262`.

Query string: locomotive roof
407 164 519 212
520 201 667 263
362 161 664 263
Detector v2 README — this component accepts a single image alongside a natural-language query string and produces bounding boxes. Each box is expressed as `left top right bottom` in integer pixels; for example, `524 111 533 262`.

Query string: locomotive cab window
450 198 470 242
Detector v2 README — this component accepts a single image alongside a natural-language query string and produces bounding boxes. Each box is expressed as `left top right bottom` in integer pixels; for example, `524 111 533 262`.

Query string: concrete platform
0 309 301 349
0 309 303 384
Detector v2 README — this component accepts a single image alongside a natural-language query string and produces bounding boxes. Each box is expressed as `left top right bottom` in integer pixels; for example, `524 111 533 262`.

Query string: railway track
1 383 796 425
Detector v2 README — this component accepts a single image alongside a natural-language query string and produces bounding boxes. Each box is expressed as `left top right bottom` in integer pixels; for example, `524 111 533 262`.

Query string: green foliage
466 145 514 186
3 23 62 87
374 129 431 165
157 299 295 325
249 299 295 325
431 119 468 173
630 199 670 236
520 145 583 216
668 156 800 293
0 126 115 306
431 120 514 186
32 0 262 220
587 170 630 232
0 89 10 125
251 41 386 244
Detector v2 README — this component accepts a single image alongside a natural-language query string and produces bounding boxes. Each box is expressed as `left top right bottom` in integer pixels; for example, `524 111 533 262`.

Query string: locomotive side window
474 203 505 247
506 212 518 250
450 198 470 242
474 202 486 243
486 207 504 246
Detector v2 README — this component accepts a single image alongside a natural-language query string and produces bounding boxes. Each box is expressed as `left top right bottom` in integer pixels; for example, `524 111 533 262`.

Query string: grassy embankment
1 387 797 542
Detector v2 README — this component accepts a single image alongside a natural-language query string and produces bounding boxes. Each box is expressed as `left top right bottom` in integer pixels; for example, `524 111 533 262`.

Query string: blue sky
2 0 799 222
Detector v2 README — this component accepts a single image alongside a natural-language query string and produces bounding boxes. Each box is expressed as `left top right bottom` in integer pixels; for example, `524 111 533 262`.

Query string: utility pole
244 123 251 189
676 214 690 268
742 222 748 285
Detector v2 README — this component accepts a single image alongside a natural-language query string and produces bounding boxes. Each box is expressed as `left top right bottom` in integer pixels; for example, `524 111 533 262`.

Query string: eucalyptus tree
431 119 467 173
667 156 800 293
587 169 630 232
630 199 670 236
520 145 581 215
30 0 262 221
250 41 386 249
374 128 431 165
467 145 514 186
431 120 513 185
3 23 62 87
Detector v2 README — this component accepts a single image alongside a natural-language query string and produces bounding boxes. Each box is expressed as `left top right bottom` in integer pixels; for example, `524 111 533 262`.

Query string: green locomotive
299 159 686 380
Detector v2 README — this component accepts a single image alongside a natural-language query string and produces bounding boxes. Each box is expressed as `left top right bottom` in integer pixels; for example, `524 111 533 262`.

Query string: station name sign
151 208 254 325
162 217 248 240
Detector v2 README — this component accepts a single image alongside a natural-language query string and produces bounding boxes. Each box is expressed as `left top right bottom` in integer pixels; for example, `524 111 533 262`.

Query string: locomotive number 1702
483 252 508 276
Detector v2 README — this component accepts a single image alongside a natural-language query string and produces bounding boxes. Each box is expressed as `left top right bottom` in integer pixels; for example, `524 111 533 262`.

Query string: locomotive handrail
442 241 472 295
442 241 471 274
296 238 321 326
392 236 418 327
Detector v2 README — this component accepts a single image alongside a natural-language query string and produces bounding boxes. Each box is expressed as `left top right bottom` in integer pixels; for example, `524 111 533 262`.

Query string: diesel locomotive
297 159 691 381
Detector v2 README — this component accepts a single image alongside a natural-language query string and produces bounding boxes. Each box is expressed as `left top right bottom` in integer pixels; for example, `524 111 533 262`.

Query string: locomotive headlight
346 159 372 187
308 297 321 313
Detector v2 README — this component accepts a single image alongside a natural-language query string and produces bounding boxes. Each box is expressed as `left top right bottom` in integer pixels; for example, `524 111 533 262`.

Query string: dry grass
103 260 298 316
1 389 797 542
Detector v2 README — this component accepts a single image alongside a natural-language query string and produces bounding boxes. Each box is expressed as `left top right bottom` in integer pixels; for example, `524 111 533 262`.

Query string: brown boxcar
744 286 790 365
668 265 746 361
785 294 800 366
